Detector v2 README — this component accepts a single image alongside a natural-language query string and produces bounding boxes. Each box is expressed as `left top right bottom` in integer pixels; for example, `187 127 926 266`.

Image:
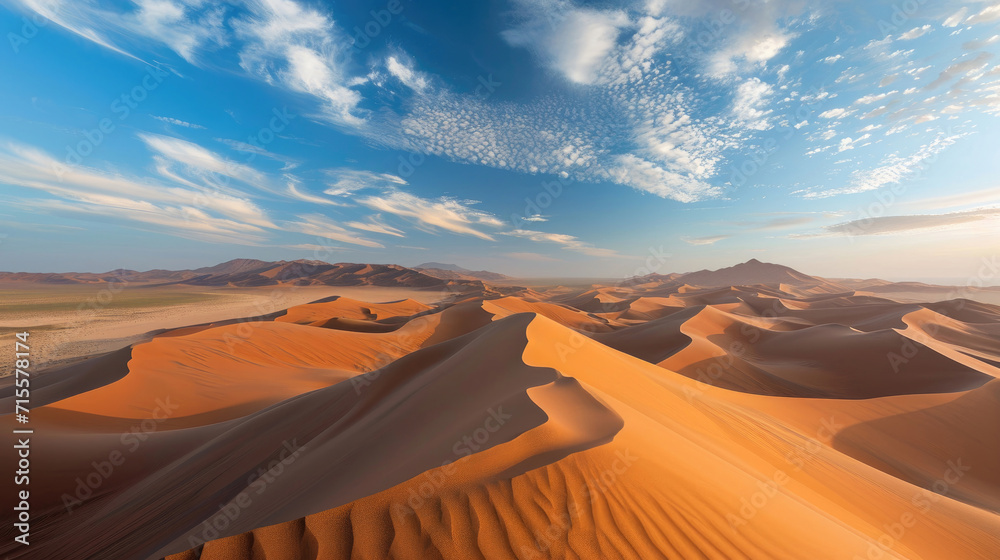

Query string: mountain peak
677 259 821 287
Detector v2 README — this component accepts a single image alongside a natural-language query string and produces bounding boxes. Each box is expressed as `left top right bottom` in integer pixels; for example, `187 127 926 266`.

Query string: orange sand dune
275 296 431 324
162 313 1000 560
2 280 999 560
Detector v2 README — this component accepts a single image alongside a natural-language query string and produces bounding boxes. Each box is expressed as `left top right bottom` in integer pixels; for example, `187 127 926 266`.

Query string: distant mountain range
414 262 512 282
0 259 500 290
3 258 994 294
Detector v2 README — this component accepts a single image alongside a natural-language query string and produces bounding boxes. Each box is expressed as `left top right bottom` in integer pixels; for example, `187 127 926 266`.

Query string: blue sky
1 0 999 280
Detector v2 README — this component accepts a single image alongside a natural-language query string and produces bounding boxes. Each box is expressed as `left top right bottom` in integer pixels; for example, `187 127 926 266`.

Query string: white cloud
963 35 1000 50
904 185 1000 211
357 190 501 240
501 1 629 84
215 138 291 164
926 52 994 89
605 154 720 202
393 80 728 202
943 7 969 27
681 235 730 245
966 4 1000 25
233 0 364 126
732 78 774 131
670 0 805 77
854 91 897 105
324 168 407 197
386 55 429 91
802 132 964 198
285 214 384 247
345 215 405 237
286 182 347 206
502 228 619 257
818 108 850 119
152 115 206 129
898 25 931 40
139 133 267 190
816 209 1000 237
0 140 275 243
821 54 843 64
9 0 227 63
837 134 870 152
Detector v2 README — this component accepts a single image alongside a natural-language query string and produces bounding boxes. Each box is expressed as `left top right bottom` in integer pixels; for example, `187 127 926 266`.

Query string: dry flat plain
1 263 999 560
0 283 446 374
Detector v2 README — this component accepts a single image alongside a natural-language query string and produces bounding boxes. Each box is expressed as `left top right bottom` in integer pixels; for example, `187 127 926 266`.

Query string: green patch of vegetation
0 324 68 335
0 291 221 315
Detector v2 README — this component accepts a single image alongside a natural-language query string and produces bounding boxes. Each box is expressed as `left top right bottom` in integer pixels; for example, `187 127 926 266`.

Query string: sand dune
2 279 999 560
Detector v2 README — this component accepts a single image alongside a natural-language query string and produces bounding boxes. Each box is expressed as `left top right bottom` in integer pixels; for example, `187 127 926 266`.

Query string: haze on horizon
1 0 999 281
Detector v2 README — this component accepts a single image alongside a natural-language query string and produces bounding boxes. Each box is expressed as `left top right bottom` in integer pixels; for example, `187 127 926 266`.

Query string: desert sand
1 263 999 560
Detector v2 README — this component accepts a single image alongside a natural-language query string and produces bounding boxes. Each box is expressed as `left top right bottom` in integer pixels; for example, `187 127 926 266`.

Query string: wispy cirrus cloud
324 168 407 197
798 132 964 198
502 228 619 257
9 0 228 63
215 138 295 166
681 234 730 246
0 139 275 243
284 213 384 248
285 182 348 206
152 115 206 129
795 208 1000 238
738 216 815 231
345 215 405 237
10 0 366 127
139 132 268 192
965 3 1000 25
356 190 502 240
902 186 1000 211
925 52 993 90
